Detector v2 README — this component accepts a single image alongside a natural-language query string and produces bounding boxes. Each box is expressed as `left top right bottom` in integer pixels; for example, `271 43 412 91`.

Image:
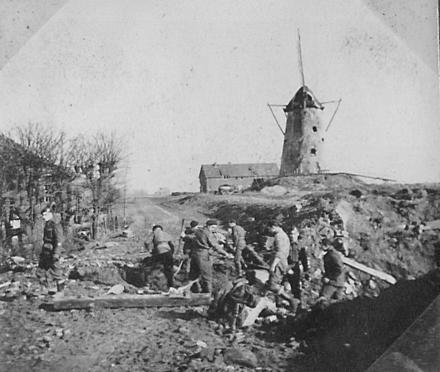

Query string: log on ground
49 293 211 311
342 256 397 285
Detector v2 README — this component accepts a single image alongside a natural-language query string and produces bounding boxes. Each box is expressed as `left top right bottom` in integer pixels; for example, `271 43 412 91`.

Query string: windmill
268 29 342 176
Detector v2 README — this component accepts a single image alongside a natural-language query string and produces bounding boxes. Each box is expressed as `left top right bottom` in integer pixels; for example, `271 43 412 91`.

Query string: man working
181 220 200 255
149 225 175 289
227 219 247 277
320 238 346 301
187 219 232 293
266 221 297 309
286 226 309 302
36 207 64 292
208 276 257 331
180 220 201 279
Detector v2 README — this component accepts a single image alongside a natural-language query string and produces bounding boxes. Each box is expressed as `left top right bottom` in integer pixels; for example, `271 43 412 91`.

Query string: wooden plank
0 281 11 289
342 256 396 285
50 293 211 311
267 103 285 135
425 219 440 230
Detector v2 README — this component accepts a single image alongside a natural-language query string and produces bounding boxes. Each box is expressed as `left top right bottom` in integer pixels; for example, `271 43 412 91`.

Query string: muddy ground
1 175 440 371
1 197 293 372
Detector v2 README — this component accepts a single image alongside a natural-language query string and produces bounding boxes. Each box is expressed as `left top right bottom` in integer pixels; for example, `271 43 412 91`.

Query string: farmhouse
199 163 279 193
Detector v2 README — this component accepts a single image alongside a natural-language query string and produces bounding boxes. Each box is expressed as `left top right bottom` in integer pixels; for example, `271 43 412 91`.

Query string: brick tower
279 86 325 176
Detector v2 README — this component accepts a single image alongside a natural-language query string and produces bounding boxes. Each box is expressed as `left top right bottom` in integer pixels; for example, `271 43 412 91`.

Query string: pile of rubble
0 256 41 301
2 179 440 371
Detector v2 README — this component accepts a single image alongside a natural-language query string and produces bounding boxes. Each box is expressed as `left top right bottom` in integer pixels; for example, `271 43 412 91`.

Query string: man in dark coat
285 227 309 301
180 220 201 280
181 220 200 256
227 219 247 277
37 208 64 290
320 238 346 300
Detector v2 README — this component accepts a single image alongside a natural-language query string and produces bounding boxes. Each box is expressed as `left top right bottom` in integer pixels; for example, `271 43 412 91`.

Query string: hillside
166 175 440 280
1 175 439 371
160 175 440 370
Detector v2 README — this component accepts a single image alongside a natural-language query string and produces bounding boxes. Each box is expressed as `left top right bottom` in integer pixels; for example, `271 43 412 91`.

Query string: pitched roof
0 134 71 177
0 134 25 153
200 163 279 179
0 134 27 167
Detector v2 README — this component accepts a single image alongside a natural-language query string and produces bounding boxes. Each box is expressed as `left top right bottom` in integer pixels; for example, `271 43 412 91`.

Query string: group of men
148 220 233 293
147 217 346 309
35 205 346 307
267 220 346 305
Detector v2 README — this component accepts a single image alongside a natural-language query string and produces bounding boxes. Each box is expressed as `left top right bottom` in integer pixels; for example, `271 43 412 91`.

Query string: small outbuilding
199 163 279 193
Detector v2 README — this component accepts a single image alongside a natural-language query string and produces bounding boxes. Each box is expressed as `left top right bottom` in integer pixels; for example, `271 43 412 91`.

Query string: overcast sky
0 0 439 192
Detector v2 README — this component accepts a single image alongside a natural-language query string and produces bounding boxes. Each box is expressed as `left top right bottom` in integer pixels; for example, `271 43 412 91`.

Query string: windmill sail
297 29 305 87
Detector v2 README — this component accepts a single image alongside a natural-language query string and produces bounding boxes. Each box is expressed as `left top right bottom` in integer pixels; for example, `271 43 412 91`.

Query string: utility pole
123 166 128 226
123 185 126 226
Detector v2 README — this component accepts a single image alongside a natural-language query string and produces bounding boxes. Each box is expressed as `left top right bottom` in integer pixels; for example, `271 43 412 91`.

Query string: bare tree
65 131 123 175
8 123 72 219
92 131 124 212
13 122 66 165
1 124 126 242
63 134 94 174
93 131 124 174
61 131 125 235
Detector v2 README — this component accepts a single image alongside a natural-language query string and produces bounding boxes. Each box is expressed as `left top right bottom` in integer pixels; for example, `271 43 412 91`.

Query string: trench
68 256 175 291
118 257 172 290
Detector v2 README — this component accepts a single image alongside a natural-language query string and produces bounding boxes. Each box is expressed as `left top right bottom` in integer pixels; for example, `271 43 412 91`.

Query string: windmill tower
279 31 325 176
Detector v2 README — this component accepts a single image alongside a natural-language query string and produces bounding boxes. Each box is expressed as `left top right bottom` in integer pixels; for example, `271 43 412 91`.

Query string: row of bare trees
11 123 124 179
1 122 126 233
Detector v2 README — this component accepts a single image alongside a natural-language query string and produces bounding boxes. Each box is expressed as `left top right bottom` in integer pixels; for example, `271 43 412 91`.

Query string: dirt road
124 197 207 238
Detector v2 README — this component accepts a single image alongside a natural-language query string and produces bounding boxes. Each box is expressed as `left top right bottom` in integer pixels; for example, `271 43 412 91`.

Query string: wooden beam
49 293 211 311
321 171 396 182
0 281 11 289
342 256 397 285
325 98 342 132
267 103 285 135
425 219 440 230
297 28 306 87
